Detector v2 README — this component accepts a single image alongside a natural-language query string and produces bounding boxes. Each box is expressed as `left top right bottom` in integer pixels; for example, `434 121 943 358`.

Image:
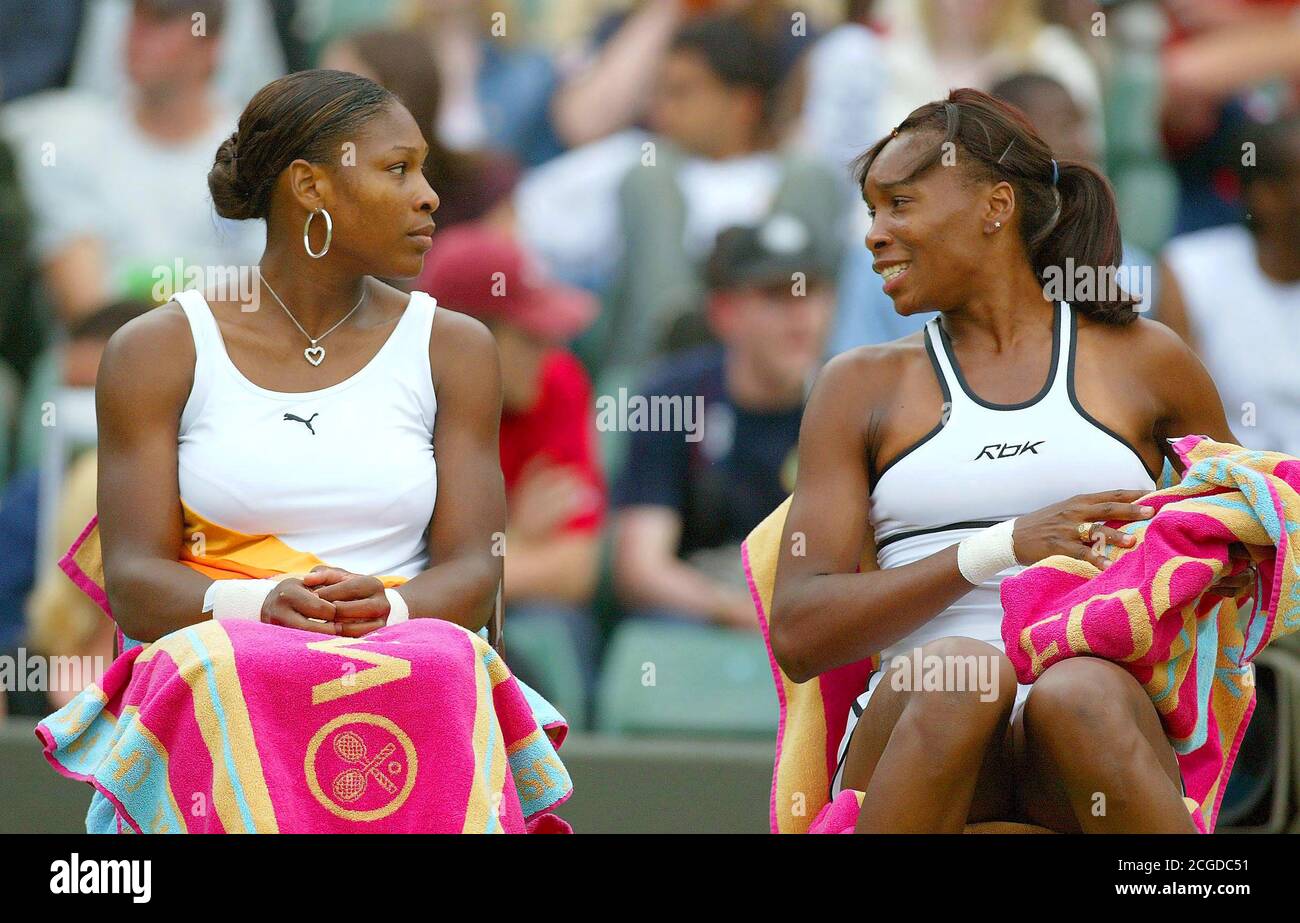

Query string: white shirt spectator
1164 223 1300 457
2 89 265 299
675 153 782 259
514 128 649 291
514 129 782 288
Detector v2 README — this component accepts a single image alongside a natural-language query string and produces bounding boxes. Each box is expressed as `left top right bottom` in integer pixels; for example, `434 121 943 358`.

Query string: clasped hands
260 565 394 637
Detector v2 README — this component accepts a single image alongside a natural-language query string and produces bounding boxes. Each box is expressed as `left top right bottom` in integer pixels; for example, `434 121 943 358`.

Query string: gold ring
1076 522 1094 541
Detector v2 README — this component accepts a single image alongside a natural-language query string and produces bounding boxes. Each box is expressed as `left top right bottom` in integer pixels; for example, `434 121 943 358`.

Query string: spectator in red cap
417 224 606 705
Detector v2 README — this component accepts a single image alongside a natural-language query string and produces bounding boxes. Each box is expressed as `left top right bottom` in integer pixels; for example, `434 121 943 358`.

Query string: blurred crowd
1 0 1298 736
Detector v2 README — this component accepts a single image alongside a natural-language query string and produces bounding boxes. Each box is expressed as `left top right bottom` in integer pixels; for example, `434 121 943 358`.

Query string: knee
1023 657 1145 746
890 637 1017 742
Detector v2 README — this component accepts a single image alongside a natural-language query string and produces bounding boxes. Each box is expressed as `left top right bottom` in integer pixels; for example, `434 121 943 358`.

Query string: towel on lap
743 436 1289 837
37 514 572 833
1001 434 1300 833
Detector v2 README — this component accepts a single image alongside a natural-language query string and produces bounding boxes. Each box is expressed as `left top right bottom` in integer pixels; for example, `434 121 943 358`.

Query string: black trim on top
1065 306 1163 484
831 744 851 799
832 681 875 799
875 519 1006 551
936 300 1062 411
869 324 952 497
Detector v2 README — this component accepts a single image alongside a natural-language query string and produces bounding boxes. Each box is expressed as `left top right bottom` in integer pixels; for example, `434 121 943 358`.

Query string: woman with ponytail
769 88 1245 833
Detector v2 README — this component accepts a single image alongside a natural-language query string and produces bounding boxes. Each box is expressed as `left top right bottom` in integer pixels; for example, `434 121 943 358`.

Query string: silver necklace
258 270 367 366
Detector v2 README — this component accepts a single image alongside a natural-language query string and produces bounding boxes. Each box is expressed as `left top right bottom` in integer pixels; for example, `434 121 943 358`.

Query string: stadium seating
502 608 588 732
595 619 777 737
14 345 57 475
1221 645 1300 832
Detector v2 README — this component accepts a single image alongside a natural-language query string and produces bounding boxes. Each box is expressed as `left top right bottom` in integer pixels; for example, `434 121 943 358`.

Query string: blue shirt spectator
612 345 803 561
0 468 38 648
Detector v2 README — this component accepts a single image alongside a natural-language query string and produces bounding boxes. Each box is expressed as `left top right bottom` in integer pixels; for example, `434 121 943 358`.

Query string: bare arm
97 306 339 642
1165 17 1300 102
96 306 218 642
551 0 683 148
768 352 979 682
772 327 1235 683
503 532 598 604
394 311 506 631
1144 318 1240 472
1143 317 1256 592
613 506 752 626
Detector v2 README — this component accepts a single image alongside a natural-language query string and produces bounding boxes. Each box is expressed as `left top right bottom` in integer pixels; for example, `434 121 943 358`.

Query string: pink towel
37 617 572 833
1001 435 1300 833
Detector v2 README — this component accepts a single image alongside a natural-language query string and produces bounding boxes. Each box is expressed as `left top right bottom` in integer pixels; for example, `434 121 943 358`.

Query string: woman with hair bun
99 67 503 646
769 88 1245 833
53 70 537 833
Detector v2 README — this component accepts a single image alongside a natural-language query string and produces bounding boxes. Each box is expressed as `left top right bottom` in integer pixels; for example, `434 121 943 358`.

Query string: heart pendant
304 345 325 366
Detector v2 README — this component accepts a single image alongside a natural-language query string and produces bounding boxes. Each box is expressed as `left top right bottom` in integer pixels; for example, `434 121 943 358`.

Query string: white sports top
1164 223 1300 458
173 287 439 579
867 301 1159 660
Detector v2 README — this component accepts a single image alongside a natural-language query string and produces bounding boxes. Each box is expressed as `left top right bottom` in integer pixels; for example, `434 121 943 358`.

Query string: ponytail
1031 159 1138 324
851 88 1140 324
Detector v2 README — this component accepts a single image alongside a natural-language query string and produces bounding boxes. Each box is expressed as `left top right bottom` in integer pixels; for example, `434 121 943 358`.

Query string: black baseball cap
705 214 837 292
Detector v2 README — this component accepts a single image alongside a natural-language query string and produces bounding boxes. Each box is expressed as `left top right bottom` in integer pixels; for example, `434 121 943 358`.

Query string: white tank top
867 300 1157 658
174 287 439 579
1164 223 1300 458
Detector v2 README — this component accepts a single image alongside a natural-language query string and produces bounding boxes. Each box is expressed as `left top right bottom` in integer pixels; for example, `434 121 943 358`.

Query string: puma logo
284 412 319 435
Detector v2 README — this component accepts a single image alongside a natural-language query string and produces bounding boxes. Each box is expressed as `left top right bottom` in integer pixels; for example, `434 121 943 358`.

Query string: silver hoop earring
304 207 332 259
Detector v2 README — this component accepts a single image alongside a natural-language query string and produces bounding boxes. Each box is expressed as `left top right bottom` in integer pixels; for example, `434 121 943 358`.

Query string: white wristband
384 588 410 624
956 518 1021 586
204 578 283 621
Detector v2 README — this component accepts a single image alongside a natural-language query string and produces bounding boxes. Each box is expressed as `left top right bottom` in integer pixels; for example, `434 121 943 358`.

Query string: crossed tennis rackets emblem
331 730 401 803
305 713 419 822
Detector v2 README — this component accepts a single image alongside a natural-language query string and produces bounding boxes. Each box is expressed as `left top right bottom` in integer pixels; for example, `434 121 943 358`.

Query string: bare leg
839 637 1018 833
1014 656 1196 833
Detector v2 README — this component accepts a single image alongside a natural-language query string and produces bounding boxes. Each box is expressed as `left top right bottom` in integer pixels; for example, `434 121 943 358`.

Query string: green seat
596 619 777 737
16 345 59 474
504 611 588 733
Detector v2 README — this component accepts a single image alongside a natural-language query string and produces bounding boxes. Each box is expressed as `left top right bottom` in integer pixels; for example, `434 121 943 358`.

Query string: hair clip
1050 158 1059 186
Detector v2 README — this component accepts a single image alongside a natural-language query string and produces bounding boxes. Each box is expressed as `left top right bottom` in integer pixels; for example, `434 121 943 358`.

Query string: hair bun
208 70 397 224
208 130 258 221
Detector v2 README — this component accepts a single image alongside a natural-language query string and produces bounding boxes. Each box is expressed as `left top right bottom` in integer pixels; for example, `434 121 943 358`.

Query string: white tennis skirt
829 667 1033 799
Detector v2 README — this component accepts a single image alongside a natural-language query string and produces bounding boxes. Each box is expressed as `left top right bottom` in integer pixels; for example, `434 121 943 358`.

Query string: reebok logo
974 441 1044 461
